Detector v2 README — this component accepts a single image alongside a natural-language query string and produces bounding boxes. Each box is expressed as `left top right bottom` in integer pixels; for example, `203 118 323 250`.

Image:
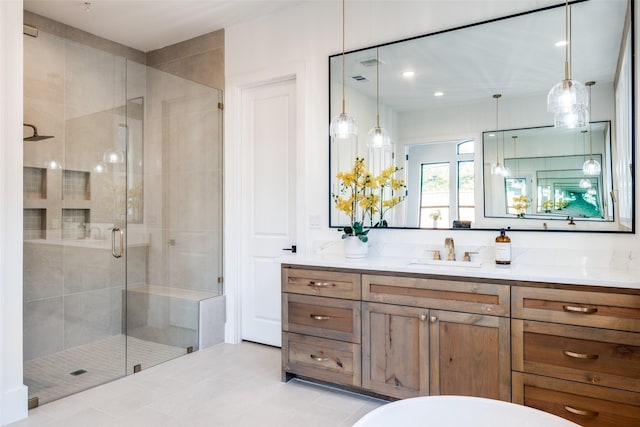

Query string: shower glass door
23 32 130 405
24 23 224 407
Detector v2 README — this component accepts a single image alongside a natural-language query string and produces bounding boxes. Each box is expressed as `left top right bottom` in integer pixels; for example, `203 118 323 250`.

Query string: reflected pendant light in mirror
511 135 523 188
103 148 124 164
582 81 601 175
579 130 592 188
329 0 357 140
490 94 509 176
547 0 588 128
367 47 391 148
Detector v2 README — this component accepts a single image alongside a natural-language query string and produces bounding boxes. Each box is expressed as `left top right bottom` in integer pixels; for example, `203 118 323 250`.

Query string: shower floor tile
24 335 186 405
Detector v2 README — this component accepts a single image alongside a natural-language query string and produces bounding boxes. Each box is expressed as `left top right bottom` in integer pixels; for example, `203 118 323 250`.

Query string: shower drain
70 369 87 376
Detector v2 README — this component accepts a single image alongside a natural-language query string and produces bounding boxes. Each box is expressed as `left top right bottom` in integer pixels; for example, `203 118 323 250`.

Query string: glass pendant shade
547 79 589 114
103 148 124 164
579 178 592 188
491 163 510 176
44 159 62 170
330 111 358 140
553 108 588 129
582 158 601 176
93 162 108 173
367 125 391 148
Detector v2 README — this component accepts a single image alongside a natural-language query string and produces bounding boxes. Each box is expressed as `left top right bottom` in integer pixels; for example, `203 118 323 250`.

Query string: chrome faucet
444 237 455 261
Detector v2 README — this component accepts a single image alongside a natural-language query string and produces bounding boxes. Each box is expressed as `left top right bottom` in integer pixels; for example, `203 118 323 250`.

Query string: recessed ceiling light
554 40 568 47
401 70 415 78
434 91 444 97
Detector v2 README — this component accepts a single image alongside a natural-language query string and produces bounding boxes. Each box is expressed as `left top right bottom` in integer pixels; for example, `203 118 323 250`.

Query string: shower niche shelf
23 167 46 201
63 169 90 201
23 209 46 240
62 209 90 240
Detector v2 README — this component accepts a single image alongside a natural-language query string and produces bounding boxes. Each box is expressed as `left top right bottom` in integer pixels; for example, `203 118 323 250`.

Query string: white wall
0 0 28 425
225 0 640 341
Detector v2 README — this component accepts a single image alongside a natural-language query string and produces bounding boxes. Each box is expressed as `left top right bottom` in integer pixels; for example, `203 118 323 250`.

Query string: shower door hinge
217 276 223 284
133 364 142 373
218 102 224 110
187 346 194 354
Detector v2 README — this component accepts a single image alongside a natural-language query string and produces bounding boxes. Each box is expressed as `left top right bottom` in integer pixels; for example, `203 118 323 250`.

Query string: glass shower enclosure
23 24 223 406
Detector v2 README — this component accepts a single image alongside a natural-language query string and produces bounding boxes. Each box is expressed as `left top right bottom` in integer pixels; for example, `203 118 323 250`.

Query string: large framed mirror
329 0 634 232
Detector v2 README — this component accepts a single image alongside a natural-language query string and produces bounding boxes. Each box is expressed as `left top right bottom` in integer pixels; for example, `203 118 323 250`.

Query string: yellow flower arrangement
512 194 530 218
333 158 406 241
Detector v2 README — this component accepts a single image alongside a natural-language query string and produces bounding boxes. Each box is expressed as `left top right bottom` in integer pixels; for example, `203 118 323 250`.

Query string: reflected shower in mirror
328 0 634 232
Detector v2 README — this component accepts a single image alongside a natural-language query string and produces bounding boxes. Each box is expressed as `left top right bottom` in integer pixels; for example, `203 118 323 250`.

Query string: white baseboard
2 384 28 426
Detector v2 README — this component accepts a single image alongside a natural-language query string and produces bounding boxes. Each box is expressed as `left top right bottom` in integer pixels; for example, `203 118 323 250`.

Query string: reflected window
457 139 475 155
420 163 449 228
458 160 475 221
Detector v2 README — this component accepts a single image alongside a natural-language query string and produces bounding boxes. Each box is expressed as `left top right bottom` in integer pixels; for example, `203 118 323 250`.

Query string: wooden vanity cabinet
281 263 640 425
362 302 429 399
361 274 511 401
281 266 361 387
512 286 640 426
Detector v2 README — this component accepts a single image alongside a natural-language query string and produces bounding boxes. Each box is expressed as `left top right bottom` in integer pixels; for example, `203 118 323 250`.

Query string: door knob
282 245 297 254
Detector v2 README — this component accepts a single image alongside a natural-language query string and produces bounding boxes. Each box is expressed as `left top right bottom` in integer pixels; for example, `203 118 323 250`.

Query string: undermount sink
408 259 482 268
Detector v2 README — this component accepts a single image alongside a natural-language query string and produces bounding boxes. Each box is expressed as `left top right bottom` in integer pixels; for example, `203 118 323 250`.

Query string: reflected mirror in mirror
329 0 634 232
483 122 619 227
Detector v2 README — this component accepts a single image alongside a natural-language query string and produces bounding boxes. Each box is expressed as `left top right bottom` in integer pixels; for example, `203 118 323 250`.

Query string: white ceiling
332 0 627 111
23 0 308 52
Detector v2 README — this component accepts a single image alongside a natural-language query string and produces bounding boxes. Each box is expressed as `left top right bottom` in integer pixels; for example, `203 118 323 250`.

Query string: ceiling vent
360 58 383 67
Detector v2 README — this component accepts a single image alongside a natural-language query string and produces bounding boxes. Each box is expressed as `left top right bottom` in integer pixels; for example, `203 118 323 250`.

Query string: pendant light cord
493 93 504 164
564 0 569 80
376 47 380 127
341 0 346 114
588 81 594 159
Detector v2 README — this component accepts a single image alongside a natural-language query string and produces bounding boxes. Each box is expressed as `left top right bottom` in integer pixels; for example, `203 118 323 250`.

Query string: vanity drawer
513 287 640 332
283 293 361 343
513 319 640 392
282 332 361 387
362 274 510 316
282 266 361 300
513 372 640 427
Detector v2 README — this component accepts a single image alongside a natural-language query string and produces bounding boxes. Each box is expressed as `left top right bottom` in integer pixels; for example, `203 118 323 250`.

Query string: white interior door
240 78 296 346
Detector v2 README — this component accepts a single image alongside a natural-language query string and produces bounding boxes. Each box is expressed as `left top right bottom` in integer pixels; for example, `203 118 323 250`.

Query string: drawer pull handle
564 405 599 417
310 314 331 321
563 304 598 314
310 354 328 362
563 350 599 360
308 281 331 288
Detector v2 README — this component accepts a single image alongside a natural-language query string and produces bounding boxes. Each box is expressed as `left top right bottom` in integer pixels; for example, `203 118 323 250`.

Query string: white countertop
280 243 640 290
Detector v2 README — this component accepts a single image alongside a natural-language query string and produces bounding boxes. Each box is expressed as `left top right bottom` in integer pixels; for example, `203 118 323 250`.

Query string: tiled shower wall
23 242 147 360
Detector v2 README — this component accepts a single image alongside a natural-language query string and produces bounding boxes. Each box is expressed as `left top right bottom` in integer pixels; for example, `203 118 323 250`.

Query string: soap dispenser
495 228 511 265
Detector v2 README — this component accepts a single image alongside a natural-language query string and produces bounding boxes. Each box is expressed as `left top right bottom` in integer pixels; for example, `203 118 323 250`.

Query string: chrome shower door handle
111 227 124 258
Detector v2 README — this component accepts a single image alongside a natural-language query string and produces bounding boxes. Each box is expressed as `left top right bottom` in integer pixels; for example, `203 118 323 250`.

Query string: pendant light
329 0 357 140
579 130 592 188
547 0 588 128
490 94 510 176
511 135 523 188
582 81 601 175
367 47 390 148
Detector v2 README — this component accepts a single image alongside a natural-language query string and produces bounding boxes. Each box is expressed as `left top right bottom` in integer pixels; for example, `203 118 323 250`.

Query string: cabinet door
362 302 429 399
429 310 511 401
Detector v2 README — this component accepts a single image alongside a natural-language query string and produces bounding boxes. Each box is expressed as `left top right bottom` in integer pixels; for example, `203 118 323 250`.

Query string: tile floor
25 336 187 405
10 341 384 427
